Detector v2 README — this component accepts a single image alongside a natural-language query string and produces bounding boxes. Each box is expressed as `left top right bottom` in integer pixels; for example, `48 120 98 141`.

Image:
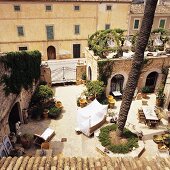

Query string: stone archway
47 46 56 60
88 66 92 80
110 74 124 93
145 71 158 92
8 102 21 134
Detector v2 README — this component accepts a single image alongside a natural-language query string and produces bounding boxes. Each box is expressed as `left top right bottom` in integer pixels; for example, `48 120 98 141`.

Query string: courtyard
20 84 169 158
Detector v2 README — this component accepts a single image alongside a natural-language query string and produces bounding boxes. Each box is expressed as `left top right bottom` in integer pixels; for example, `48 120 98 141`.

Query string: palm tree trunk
116 0 158 136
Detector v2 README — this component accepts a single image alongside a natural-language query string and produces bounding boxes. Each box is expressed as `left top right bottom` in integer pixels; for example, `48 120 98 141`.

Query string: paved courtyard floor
21 84 169 158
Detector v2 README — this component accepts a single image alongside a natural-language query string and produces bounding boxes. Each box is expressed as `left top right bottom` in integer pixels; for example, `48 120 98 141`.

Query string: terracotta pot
142 93 147 99
41 142 50 149
79 98 87 108
55 101 63 109
107 95 113 102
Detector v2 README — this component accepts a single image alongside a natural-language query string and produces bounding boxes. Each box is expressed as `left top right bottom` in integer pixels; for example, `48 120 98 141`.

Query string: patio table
142 106 158 120
142 106 159 127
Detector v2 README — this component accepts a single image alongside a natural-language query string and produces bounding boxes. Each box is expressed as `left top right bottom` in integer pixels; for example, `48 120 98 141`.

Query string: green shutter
46 26 54 40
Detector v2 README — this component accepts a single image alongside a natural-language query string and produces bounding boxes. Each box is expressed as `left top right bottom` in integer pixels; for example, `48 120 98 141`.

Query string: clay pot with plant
141 86 150 99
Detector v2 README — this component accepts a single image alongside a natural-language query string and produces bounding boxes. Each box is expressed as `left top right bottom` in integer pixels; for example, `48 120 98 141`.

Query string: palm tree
116 0 158 136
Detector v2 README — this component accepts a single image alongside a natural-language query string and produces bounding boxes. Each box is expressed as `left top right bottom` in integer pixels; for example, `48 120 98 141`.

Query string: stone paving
21 84 169 158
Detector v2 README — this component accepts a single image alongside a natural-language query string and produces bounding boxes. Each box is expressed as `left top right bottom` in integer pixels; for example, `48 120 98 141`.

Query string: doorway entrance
73 44 80 58
111 74 124 93
47 46 56 60
8 103 21 134
145 71 158 92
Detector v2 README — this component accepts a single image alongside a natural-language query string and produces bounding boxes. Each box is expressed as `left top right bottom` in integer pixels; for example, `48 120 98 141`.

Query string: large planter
79 98 87 108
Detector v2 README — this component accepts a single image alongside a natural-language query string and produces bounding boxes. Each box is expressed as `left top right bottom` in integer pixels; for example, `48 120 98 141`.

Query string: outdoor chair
3 135 13 155
0 143 7 158
34 128 55 147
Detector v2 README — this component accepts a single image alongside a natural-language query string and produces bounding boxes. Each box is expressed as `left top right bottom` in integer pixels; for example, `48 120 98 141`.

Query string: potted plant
141 86 150 99
48 107 62 119
156 86 165 107
81 72 86 84
20 133 33 149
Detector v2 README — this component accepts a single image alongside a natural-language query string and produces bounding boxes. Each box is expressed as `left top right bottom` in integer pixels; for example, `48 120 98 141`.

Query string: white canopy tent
77 99 108 136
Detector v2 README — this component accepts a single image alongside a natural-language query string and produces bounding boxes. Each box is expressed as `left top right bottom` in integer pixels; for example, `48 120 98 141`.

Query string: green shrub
85 80 105 98
141 86 151 93
31 85 53 104
48 107 62 119
0 50 41 95
99 124 138 154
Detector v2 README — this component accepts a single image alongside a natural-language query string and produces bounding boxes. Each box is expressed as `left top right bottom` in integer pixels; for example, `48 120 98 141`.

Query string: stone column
164 68 170 109
40 65 52 87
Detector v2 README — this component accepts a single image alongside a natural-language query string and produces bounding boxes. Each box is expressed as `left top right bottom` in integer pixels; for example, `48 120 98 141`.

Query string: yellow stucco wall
97 3 130 30
0 1 131 60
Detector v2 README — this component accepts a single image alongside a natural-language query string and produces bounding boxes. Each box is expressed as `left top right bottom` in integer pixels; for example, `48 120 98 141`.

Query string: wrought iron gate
51 66 76 84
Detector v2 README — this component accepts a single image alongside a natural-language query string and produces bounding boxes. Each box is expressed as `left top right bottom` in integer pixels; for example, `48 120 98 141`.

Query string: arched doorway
8 103 21 134
47 46 56 60
145 71 158 92
111 74 124 93
88 66 92 80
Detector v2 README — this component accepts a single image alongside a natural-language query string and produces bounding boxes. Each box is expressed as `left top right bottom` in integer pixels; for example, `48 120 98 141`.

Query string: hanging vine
98 59 114 85
0 50 41 95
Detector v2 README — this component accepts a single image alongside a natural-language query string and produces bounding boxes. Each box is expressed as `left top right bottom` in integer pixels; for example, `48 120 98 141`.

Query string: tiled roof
130 4 170 14
1 0 132 2
0 156 170 169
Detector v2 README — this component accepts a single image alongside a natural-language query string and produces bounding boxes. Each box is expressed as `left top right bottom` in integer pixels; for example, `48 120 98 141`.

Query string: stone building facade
129 2 170 35
85 48 170 100
0 62 36 142
0 0 132 60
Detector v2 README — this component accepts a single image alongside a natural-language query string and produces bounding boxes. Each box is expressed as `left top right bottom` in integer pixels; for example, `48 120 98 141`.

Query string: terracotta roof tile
1 0 132 2
0 156 170 169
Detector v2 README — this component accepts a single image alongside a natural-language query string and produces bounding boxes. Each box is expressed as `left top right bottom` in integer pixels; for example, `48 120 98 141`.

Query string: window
74 25 80 34
17 26 24 36
133 19 140 29
46 25 54 40
74 5 80 11
19 46 28 51
106 5 112 11
14 5 20 11
159 19 166 28
105 24 110 30
46 5 52 11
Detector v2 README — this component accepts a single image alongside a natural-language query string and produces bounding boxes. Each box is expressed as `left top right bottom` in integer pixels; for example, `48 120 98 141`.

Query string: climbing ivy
88 29 126 58
0 50 41 95
98 60 114 85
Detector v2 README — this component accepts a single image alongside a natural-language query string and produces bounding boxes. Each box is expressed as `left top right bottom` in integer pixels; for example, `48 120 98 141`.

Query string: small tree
85 80 105 98
31 85 53 104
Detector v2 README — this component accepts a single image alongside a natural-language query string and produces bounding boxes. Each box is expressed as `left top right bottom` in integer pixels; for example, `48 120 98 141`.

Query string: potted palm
141 86 150 99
